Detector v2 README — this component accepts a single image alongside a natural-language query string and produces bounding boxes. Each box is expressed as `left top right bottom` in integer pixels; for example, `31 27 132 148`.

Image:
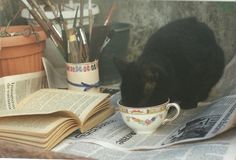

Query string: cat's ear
113 58 128 75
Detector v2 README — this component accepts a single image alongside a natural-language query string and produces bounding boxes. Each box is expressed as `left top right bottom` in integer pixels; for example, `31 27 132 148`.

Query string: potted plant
0 0 47 77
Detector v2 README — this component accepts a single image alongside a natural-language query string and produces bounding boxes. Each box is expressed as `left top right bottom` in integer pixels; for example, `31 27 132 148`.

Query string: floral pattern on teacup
120 106 166 115
126 115 162 126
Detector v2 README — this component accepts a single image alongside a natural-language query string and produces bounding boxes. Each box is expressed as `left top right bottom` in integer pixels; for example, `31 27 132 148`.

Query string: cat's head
114 58 170 107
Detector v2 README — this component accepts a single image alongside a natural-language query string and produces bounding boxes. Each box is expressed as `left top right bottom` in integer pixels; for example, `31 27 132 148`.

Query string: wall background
1 0 236 99
93 0 236 64
1 0 236 64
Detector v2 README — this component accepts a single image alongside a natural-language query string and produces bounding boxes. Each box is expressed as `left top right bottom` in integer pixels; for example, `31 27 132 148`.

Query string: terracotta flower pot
0 25 47 77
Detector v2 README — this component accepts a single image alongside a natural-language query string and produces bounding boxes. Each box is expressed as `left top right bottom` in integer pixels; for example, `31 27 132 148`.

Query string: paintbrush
99 30 113 53
104 2 117 26
79 0 85 62
88 0 93 42
58 3 68 55
20 0 51 39
79 0 89 62
28 0 63 46
88 25 106 61
67 28 80 63
44 0 58 18
20 0 67 61
67 5 83 63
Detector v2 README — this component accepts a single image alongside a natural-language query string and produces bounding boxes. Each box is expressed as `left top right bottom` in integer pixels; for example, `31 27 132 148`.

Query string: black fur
115 17 225 109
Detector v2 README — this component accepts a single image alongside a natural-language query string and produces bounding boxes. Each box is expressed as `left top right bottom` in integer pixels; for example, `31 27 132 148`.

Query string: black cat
115 17 225 109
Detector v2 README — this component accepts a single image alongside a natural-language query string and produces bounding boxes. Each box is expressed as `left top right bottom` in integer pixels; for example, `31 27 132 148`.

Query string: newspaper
208 52 236 100
42 57 67 89
57 53 236 148
53 54 236 159
53 93 236 160
53 94 236 152
0 71 47 110
54 128 236 160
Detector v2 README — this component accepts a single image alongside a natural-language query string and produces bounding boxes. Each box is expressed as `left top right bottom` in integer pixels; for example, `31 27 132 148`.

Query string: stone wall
93 0 236 64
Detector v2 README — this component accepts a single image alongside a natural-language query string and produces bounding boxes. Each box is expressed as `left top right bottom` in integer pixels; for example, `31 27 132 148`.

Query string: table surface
0 139 93 159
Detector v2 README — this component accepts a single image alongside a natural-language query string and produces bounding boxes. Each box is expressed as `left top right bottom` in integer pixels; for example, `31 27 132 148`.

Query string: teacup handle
162 103 181 125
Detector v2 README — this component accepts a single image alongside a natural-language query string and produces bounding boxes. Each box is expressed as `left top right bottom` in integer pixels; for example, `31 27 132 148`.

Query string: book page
0 87 113 149
0 78 5 111
0 115 79 149
0 89 110 123
0 71 47 110
0 115 71 135
80 107 115 132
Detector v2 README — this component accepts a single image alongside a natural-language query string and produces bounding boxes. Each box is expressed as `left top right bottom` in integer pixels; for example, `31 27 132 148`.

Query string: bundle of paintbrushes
19 0 67 60
19 0 116 64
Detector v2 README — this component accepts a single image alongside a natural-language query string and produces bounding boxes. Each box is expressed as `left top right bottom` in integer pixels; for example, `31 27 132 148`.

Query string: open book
0 89 115 150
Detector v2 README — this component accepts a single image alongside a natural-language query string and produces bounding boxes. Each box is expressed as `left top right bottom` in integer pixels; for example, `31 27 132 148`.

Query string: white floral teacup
118 99 180 134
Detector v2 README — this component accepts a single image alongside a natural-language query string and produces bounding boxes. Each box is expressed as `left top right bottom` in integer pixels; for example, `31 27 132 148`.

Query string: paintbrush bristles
20 0 117 63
